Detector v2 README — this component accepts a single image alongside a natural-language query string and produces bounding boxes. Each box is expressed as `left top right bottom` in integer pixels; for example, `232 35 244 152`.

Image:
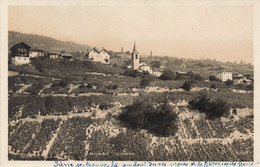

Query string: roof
10 42 31 50
101 48 111 55
48 52 58 55
177 71 187 75
132 42 139 55
139 62 147 66
61 53 72 57
90 47 99 53
233 76 245 79
85 47 110 56
217 71 232 74
30 48 44 52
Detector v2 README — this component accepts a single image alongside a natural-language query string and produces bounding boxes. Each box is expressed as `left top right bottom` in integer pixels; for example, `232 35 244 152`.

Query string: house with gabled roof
29 47 45 58
10 42 31 65
85 47 110 64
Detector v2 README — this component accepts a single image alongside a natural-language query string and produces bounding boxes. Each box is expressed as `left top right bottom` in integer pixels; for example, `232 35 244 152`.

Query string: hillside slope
8 31 92 53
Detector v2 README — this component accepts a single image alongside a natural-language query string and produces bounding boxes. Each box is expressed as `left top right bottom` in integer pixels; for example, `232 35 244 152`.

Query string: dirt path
18 84 32 93
22 73 61 80
8 71 19 76
42 121 62 158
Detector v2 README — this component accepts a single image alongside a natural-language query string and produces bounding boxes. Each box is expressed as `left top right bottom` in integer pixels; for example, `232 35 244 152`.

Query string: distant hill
8 31 92 54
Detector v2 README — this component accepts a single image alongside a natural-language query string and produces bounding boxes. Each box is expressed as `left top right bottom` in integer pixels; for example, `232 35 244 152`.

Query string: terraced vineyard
8 74 254 161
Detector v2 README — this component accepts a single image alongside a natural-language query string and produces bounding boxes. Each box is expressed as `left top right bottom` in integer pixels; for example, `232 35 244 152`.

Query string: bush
106 84 118 90
140 78 151 88
25 82 44 95
210 84 217 89
79 83 85 89
193 74 204 81
159 70 176 80
150 61 161 68
86 83 93 89
124 69 141 78
225 79 233 86
51 80 69 88
99 103 114 110
209 99 231 119
119 98 178 137
209 76 220 82
247 84 253 91
189 93 231 119
181 80 195 91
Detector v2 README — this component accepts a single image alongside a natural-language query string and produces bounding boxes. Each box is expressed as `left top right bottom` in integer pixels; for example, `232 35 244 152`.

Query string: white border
1 0 259 166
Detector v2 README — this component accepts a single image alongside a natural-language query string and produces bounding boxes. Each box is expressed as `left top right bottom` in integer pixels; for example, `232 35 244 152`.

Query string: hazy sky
9 6 253 63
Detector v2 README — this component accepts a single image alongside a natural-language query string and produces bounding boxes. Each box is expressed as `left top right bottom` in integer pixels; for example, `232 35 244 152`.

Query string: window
105 59 109 62
136 55 138 59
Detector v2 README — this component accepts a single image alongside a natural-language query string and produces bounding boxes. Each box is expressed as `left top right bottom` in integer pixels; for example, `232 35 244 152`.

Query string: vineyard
8 74 254 161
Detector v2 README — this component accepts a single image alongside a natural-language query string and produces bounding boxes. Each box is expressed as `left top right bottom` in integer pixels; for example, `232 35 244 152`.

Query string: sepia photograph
6 4 254 162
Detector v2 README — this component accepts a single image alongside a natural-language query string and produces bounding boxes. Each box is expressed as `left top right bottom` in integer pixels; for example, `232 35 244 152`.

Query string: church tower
131 42 140 70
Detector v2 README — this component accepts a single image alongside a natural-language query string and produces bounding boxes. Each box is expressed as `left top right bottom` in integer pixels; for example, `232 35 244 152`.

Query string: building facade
139 62 151 72
85 48 110 64
29 48 45 58
132 42 140 70
10 42 31 65
48 53 58 59
216 72 233 82
60 53 73 60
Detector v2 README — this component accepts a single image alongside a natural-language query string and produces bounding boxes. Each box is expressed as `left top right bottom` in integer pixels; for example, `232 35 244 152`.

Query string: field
8 61 254 161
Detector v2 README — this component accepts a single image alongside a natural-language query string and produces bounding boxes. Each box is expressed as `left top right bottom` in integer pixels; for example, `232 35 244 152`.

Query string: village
9 41 253 85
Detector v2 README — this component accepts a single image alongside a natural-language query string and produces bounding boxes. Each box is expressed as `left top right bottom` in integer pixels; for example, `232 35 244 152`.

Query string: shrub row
9 94 115 120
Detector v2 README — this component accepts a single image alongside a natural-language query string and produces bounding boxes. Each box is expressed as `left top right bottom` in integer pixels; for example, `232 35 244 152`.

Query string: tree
181 80 194 91
150 61 161 68
189 93 231 120
208 98 230 119
247 84 253 91
193 74 204 81
187 71 194 78
209 75 220 81
124 69 141 78
210 83 217 89
119 98 178 137
225 79 233 86
159 70 176 80
140 78 151 88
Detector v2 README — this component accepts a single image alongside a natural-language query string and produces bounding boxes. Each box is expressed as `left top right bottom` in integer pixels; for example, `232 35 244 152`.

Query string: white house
10 42 31 65
11 56 30 65
98 49 110 64
139 62 151 73
152 71 162 77
60 53 73 60
233 74 252 85
48 53 58 59
216 72 232 82
29 48 44 58
85 47 110 64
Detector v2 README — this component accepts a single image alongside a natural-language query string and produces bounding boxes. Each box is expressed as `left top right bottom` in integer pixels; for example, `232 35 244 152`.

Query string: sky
8 5 253 63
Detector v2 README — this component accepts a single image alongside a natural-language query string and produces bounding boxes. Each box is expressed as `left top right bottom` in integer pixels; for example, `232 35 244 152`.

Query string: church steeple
132 42 140 70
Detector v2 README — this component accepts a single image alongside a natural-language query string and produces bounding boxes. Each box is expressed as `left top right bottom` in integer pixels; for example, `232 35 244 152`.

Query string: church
130 43 162 77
